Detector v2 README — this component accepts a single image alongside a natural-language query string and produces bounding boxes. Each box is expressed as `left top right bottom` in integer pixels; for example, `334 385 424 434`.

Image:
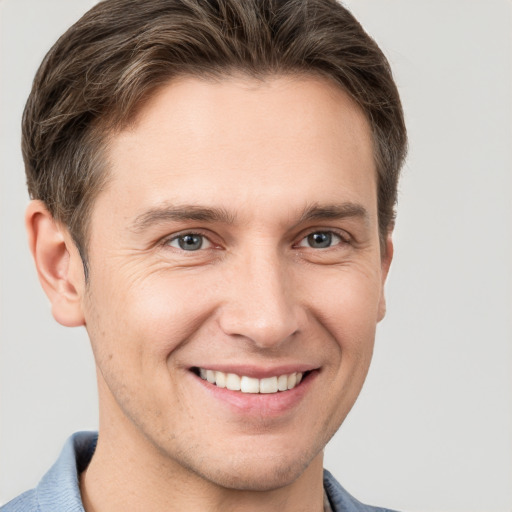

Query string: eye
298 231 343 249
167 233 212 251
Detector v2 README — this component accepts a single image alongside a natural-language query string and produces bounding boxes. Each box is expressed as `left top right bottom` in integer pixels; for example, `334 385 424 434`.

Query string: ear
26 200 86 327
377 233 394 322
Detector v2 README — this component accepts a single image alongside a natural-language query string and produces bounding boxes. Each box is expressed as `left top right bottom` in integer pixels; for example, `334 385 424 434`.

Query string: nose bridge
218 243 300 348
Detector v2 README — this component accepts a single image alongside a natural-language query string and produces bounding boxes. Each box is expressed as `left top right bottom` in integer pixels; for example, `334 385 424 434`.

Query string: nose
217 248 302 349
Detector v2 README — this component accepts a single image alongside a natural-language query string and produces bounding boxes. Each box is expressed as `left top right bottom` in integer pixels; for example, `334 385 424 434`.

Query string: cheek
309 271 381 423
307 264 383 347
85 267 220 363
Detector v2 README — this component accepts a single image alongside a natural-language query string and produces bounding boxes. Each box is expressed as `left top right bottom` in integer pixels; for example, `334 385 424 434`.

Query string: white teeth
197 368 306 394
241 376 260 393
215 371 226 388
226 373 241 391
277 374 288 391
259 376 278 394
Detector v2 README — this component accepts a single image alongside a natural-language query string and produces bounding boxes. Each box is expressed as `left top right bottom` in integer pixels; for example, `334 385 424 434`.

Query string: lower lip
191 371 318 417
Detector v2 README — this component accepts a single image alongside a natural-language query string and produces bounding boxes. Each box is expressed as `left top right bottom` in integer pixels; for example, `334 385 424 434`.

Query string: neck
80 399 325 512
80 432 325 512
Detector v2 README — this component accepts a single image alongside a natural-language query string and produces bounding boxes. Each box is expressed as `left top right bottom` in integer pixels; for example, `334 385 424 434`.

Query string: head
24 0 407 495
23 0 406 275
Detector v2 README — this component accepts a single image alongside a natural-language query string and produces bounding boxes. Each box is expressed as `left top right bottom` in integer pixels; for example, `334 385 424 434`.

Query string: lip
188 366 319 417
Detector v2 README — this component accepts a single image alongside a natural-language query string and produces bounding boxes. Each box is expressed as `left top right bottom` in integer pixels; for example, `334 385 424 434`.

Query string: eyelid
297 232 340 248
158 227 351 251
169 234 211 250
295 228 352 248
161 230 218 251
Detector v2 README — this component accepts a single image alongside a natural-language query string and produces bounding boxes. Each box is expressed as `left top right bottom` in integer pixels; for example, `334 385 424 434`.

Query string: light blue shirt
1 432 399 512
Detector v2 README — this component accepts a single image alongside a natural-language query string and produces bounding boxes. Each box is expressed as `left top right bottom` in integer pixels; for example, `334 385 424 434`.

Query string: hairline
72 69 392 280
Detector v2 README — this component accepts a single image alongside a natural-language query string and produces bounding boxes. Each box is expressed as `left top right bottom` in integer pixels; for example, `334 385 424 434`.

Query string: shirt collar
35 432 96 512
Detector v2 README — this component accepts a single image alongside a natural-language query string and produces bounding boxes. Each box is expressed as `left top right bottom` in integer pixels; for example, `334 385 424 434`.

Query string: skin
27 74 393 512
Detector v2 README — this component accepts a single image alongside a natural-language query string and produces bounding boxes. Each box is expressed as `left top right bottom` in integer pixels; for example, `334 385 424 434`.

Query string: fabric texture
1 432 399 512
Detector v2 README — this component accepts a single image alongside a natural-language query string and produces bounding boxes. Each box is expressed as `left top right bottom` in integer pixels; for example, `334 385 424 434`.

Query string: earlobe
26 200 86 327
377 234 394 322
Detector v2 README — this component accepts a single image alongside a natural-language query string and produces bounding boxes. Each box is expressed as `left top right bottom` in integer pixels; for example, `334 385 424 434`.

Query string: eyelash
161 229 351 253
163 231 214 252
296 230 350 250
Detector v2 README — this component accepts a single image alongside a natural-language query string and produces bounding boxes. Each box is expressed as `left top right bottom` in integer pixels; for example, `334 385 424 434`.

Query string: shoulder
1 432 97 512
324 470 400 512
1 489 38 512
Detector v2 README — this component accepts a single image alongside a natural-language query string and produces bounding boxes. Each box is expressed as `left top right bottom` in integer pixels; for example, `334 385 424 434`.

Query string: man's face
78 75 390 490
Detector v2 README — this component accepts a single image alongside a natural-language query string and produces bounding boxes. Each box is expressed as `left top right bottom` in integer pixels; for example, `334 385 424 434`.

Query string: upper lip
190 364 318 379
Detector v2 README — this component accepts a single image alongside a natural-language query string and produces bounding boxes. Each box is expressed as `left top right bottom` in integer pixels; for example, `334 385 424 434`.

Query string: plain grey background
1 1 511 511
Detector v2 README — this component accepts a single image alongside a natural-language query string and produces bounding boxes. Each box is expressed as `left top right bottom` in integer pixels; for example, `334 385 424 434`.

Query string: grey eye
299 232 341 249
168 234 211 251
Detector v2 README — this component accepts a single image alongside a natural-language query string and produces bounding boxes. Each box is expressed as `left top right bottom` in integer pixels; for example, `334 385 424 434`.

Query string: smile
194 367 305 394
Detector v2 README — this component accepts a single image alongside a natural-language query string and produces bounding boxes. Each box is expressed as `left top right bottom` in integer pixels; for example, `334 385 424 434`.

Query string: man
2 0 407 510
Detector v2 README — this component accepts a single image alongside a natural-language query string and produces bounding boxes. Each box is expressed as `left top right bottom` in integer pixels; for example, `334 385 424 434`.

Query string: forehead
99 74 376 225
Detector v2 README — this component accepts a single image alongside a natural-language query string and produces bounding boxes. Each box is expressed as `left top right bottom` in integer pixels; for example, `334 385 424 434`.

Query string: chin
183 444 320 492
202 461 306 492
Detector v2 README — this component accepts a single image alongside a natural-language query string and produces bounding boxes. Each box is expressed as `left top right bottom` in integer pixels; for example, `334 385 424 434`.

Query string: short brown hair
23 0 407 274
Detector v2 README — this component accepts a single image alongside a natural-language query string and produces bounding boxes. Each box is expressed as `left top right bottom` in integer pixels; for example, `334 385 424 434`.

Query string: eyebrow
130 201 370 234
297 202 370 225
130 204 236 233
